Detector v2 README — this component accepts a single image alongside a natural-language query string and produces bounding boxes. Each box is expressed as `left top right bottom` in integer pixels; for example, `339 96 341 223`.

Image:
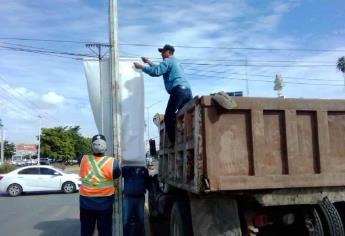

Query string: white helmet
91 134 107 154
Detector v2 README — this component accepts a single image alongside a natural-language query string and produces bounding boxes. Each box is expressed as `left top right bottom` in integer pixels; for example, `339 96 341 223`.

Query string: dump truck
148 95 345 236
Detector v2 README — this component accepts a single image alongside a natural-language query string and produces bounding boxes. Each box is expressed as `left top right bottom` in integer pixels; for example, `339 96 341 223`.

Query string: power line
114 52 337 65
180 58 335 64
0 92 38 119
0 45 93 58
120 43 345 52
185 68 343 82
0 47 84 60
1 41 339 66
1 37 344 52
0 37 92 44
184 73 344 87
0 46 85 60
181 62 334 67
148 57 336 64
0 74 61 124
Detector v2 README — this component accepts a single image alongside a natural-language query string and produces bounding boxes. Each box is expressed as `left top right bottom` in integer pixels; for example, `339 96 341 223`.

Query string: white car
0 165 81 197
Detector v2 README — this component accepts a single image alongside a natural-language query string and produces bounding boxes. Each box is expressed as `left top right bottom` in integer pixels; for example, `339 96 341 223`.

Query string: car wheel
62 181 76 194
7 183 23 197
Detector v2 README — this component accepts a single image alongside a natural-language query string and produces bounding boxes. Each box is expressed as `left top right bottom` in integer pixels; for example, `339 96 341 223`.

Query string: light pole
0 119 4 164
245 55 249 96
37 115 42 164
109 0 122 235
146 100 162 142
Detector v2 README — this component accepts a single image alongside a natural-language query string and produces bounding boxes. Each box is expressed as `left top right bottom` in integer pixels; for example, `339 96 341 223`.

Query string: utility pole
245 56 249 96
86 43 110 134
146 100 162 143
0 119 4 164
109 0 122 235
37 115 42 164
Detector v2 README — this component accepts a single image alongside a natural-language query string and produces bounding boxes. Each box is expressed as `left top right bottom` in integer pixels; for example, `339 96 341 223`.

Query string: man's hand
133 62 143 69
141 57 151 64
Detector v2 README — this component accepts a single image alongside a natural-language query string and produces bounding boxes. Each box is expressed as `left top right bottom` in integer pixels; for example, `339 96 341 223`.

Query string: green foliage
40 126 91 161
337 56 345 73
2 141 15 160
0 163 17 174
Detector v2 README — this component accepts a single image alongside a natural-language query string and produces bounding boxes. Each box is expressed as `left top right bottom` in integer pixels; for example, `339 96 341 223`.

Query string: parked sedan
0 166 81 197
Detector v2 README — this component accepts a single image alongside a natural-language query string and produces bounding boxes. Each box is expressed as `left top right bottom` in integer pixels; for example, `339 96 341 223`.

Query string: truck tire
318 197 344 236
170 200 193 236
305 208 324 236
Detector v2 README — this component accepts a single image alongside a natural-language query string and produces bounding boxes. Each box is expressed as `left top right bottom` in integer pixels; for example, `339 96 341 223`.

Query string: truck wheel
305 208 324 236
170 201 193 236
318 197 344 236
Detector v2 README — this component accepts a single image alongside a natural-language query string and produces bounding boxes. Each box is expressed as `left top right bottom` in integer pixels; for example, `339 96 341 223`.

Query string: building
15 144 37 156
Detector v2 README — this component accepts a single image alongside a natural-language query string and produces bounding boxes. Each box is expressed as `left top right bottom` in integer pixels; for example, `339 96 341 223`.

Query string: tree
337 56 345 85
65 126 92 158
40 126 91 161
1 141 15 160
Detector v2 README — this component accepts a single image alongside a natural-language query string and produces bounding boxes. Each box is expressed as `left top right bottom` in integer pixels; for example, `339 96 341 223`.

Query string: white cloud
42 92 64 105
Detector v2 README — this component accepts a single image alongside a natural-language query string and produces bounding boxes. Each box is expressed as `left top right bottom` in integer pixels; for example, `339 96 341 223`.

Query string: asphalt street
0 191 169 236
0 192 80 236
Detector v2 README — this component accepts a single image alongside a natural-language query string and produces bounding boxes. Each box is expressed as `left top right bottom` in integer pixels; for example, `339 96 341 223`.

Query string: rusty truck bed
157 96 345 194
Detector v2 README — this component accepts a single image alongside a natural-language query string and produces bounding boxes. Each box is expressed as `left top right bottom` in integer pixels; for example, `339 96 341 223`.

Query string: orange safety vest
79 155 115 197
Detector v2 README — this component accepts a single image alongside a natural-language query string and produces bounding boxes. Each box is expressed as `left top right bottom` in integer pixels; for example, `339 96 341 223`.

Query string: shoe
212 91 237 109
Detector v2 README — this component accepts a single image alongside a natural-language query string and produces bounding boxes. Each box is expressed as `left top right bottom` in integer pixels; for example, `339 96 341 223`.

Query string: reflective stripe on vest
80 155 115 197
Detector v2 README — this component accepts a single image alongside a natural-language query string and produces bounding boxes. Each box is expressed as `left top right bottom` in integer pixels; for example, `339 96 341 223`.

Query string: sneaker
212 91 237 109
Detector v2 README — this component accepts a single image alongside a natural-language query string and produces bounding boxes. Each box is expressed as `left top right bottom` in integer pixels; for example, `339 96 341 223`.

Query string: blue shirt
79 159 121 211
142 56 190 93
122 166 149 196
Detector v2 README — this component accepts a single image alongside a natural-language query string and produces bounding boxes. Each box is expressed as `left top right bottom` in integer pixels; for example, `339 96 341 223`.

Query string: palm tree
337 56 345 86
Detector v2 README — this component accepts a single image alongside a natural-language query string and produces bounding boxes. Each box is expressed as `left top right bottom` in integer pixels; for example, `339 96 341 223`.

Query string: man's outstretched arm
134 59 170 77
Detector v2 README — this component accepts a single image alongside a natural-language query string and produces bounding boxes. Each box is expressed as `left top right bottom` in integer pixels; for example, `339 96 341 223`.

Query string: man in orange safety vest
79 134 121 236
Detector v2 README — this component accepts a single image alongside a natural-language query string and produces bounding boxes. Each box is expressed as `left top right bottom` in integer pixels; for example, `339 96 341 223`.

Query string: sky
0 0 344 145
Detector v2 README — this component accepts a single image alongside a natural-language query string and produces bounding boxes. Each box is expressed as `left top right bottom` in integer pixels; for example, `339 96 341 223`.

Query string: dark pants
123 195 145 236
80 207 113 236
165 86 192 143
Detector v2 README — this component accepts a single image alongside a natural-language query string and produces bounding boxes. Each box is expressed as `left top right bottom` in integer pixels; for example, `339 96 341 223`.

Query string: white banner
83 58 145 165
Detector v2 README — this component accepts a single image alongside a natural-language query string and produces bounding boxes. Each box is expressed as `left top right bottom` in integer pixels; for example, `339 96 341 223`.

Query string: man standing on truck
133 44 192 145
79 134 121 236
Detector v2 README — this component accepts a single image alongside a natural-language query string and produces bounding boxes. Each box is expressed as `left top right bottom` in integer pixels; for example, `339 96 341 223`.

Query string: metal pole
0 125 4 164
109 0 122 235
245 56 249 96
38 115 42 164
100 52 104 134
146 100 162 144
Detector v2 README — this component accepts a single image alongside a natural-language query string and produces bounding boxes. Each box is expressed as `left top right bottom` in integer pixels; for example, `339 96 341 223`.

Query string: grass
0 163 17 174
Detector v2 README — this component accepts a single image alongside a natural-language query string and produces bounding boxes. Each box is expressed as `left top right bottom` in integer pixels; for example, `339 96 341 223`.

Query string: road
0 165 167 236
0 190 169 236
0 192 80 236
